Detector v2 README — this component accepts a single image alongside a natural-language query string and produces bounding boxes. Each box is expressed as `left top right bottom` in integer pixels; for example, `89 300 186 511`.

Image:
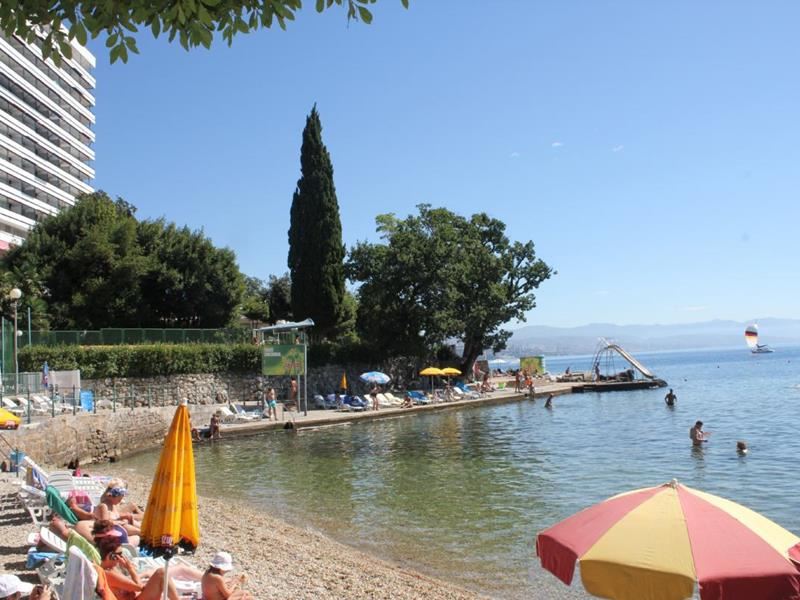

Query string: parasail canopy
745 324 759 349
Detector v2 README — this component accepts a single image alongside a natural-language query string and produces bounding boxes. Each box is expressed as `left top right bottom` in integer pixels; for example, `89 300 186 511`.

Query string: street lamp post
8 288 21 396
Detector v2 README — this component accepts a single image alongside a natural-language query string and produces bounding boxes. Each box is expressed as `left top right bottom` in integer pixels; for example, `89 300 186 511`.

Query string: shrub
19 343 261 378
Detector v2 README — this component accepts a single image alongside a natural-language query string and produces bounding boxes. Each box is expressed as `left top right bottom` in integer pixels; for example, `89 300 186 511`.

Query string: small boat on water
574 340 667 393
745 323 774 354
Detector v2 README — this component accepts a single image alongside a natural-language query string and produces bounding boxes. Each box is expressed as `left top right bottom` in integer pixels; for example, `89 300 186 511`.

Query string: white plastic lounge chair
13 396 47 416
37 526 68 553
2 397 23 415
216 406 237 423
383 392 405 406
19 484 51 525
376 393 398 408
231 404 260 420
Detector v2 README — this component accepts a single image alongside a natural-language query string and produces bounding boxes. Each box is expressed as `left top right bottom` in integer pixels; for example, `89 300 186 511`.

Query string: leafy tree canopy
0 0 408 65
240 275 271 324
266 273 293 322
347 205 554 373
2 191 245 329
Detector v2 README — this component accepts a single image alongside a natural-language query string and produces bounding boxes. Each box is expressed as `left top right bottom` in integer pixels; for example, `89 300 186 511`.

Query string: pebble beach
0 472 486 599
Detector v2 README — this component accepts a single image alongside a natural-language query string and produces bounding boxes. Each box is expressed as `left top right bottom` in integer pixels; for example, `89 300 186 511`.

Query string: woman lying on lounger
98 537 201 600
94 480 142 538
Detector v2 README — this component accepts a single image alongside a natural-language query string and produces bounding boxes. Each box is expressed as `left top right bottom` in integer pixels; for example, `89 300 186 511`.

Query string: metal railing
1 380 269 425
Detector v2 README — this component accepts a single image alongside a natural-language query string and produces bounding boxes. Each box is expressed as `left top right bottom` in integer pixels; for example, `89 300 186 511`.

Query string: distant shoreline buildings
0 33 95 249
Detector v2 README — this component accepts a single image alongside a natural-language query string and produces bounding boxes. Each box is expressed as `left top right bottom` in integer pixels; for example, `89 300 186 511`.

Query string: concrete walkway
217 381 577 439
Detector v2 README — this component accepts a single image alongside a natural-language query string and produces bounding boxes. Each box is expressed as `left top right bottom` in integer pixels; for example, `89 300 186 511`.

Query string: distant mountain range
506 318 800 356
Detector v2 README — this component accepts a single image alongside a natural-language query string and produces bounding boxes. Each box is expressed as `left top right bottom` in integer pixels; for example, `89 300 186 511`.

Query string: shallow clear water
118 346 800 598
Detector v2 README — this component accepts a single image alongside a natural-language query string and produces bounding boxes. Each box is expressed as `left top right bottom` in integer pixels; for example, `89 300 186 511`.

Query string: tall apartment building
0 34 95 250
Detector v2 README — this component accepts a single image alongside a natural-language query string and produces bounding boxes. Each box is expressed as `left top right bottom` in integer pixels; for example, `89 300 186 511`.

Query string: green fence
18 327 250 348
0 318 251 378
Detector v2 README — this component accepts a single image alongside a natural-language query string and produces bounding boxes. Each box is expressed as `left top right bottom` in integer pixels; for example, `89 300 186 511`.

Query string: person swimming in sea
737 440 748 454
689 421 710 446
664 388 676 407
544 394 553 409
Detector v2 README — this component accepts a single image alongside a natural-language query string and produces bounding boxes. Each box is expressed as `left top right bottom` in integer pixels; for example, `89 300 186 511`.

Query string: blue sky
88 1 800 328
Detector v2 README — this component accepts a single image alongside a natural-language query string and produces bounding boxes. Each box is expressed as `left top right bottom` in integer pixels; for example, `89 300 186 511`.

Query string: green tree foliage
2 192 245 329
240 276 271 324
347 205 554 373
266 273 293 322
0 0 409 65
288 106 346 337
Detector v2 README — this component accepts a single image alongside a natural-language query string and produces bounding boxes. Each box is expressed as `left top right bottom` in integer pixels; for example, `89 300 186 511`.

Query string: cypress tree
288 105 345 337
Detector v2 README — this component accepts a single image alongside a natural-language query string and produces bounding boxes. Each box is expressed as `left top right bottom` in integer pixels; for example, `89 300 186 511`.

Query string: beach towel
46 485 78 525
26 548 62 568
66 530 101 565
62 546 98 600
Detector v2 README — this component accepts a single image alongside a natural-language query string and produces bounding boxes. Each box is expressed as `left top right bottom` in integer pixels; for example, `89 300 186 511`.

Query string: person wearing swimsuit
98 539 179 600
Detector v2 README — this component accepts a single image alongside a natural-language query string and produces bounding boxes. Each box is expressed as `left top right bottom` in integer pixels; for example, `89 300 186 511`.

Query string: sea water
118 346 800 598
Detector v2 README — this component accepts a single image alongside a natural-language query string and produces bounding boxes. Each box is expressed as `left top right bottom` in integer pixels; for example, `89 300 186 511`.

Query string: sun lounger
37 526 67 554
2 397 23 415
454 383 481 399
19 484 51 525
384 392 406 405
232 404 260 420
407 391 429 405
377 393 401 408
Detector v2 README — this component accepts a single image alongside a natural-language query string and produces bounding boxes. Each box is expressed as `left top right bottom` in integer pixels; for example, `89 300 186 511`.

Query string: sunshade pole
303 336 308 416
162 547 172 600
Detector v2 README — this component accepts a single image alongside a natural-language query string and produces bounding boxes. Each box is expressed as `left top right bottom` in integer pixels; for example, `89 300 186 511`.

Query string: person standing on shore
514 371 522 393
369 384 380 411
290 378 298 407
210 412 221 440
665 389 677 407
266 388 278 421
690 421 709 446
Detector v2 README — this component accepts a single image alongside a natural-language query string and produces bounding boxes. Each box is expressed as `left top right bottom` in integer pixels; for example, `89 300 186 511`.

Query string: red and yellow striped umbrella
536 480 800 600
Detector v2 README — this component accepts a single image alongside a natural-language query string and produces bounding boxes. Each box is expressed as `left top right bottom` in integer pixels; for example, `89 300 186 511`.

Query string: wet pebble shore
0 473 484 599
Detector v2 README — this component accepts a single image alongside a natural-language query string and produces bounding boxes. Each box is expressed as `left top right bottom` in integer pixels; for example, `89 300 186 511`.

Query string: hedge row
19 344 261 379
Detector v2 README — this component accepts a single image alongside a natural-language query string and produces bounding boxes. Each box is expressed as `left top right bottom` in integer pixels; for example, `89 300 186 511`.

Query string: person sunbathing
201 552 253 600
94 481 141 537
98 538 181 600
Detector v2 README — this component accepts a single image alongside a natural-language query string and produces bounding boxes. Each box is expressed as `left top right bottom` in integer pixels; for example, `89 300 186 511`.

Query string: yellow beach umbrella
441 367 462 376
0 408 20 429
420 367 445 395
140 402 199 598
420 367 445 376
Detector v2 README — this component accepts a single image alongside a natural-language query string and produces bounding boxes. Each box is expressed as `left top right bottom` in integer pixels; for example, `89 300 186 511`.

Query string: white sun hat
0 575 34 598
210 551 234 571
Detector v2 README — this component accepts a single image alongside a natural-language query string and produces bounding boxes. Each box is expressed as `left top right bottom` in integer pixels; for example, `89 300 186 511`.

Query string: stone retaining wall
80 363 397 407
2 359 428 468
2 404 222 468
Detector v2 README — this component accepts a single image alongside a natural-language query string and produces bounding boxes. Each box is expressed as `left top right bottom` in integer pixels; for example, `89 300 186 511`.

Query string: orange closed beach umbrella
340 372 348 392
140 402 199 599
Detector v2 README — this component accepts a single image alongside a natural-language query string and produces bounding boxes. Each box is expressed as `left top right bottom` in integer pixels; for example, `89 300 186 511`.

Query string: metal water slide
606 343 657 379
